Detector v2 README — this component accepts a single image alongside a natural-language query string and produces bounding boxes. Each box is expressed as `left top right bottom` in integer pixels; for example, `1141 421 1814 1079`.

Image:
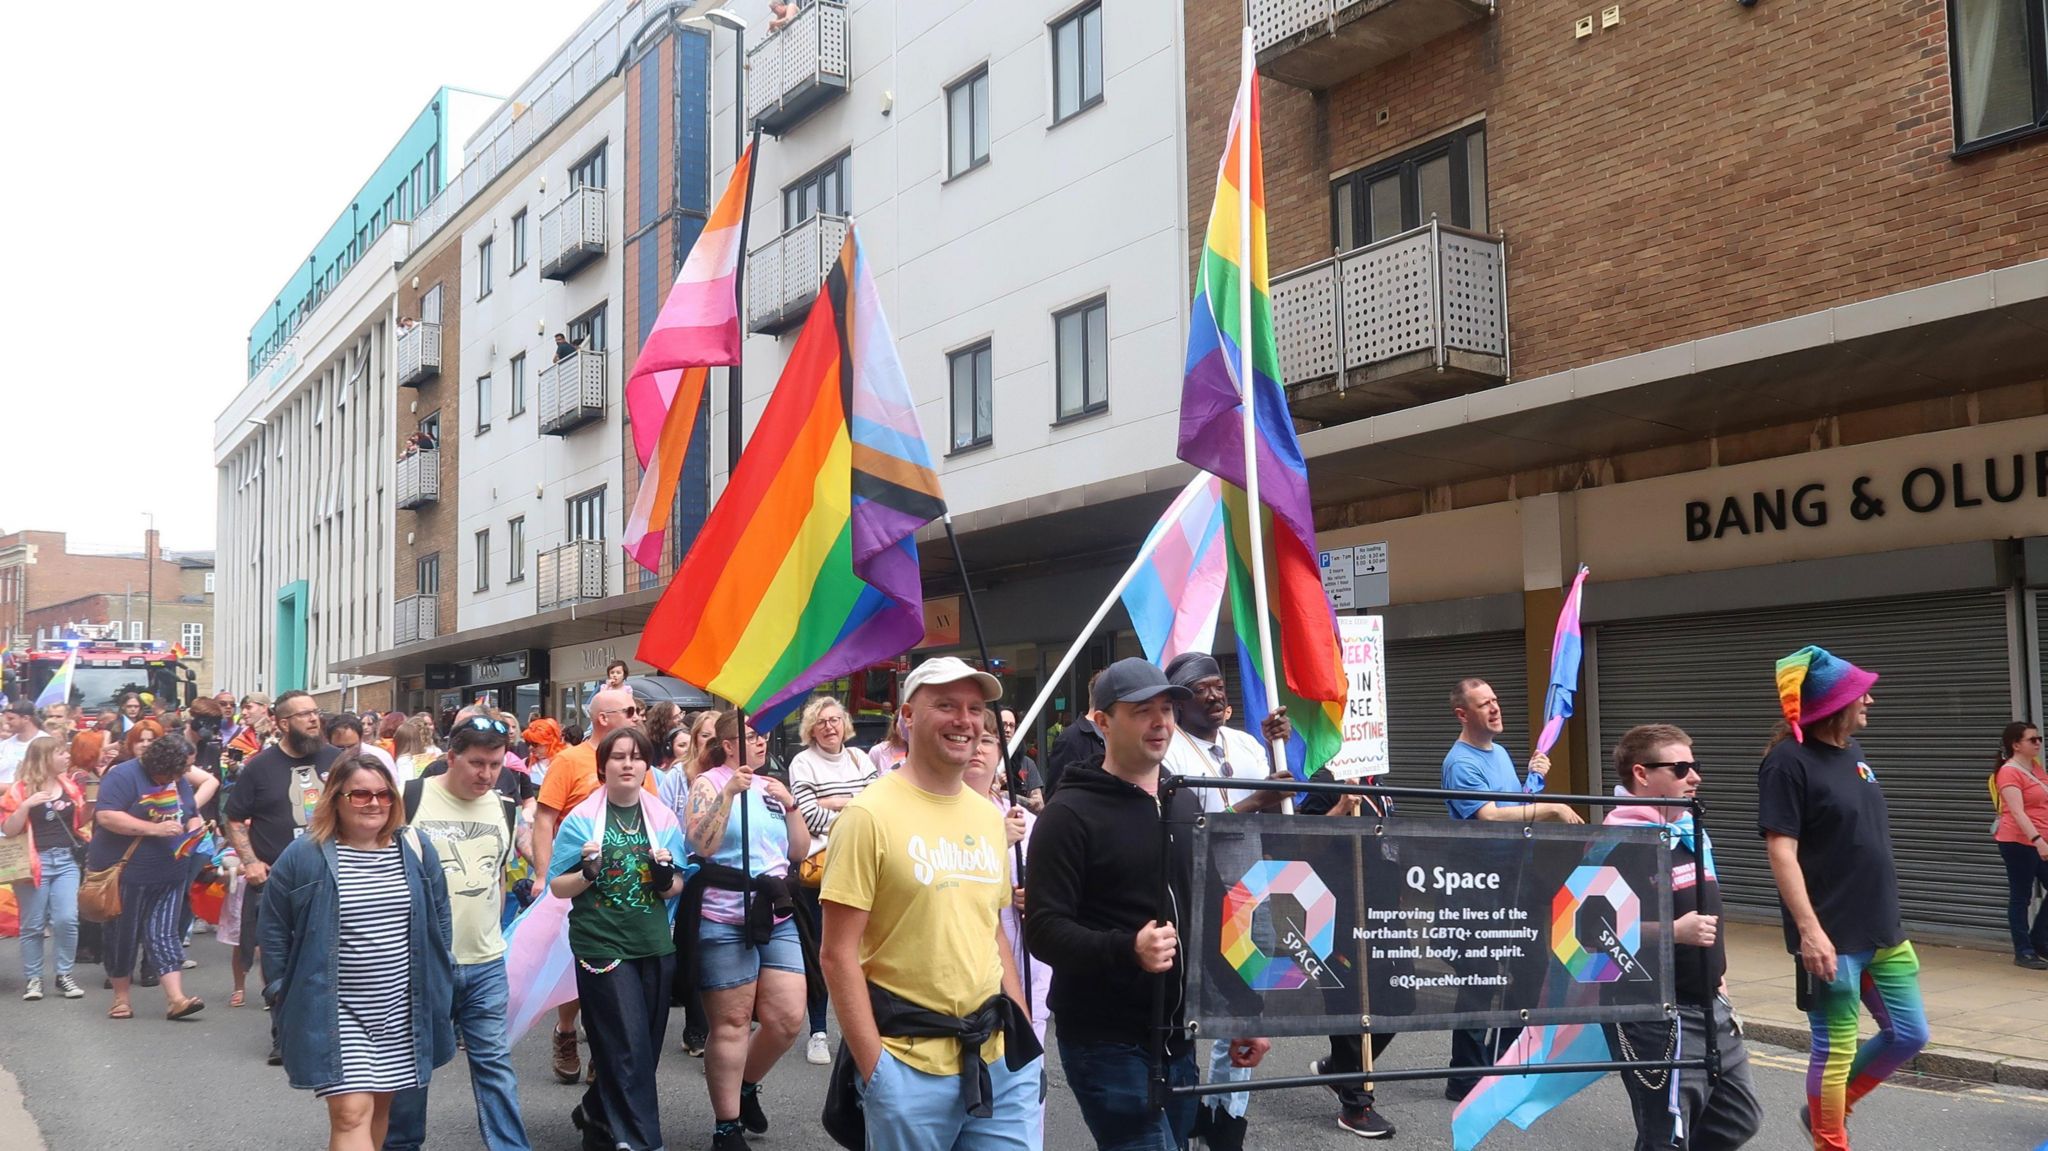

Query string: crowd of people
0 641 2028 1151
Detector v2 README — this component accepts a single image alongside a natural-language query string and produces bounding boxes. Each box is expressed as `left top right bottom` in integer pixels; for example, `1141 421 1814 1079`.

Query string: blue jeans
385 958 531 1151
1997 841 2048 958
856 1046 1043 1151
14 849 80 981
1058 1037 1197 1151
698 917 803 990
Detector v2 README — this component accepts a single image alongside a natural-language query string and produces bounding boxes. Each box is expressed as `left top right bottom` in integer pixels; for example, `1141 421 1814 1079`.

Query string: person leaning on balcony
555 333 577 362
767 2 801 32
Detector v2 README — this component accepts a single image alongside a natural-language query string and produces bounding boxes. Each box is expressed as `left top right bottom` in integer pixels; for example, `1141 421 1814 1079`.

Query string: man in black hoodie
1026 658 1270 1150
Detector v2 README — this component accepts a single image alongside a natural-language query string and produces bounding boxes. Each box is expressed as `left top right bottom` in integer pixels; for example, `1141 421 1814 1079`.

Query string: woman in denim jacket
262 753 457 1151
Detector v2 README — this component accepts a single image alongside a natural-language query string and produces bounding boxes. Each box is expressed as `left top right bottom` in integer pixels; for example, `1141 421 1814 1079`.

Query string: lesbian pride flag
1122 475 1227 666
622 138 757 573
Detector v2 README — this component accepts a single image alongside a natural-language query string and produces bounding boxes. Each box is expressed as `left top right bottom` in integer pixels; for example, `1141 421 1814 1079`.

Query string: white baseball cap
901 656 1002 703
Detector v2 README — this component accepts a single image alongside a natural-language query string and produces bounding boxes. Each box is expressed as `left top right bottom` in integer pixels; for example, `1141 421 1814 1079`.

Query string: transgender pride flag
1449 1021 1612 1150
1121 475 1228 665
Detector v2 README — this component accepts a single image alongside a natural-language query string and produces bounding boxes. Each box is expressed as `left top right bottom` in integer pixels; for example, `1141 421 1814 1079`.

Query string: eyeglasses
1639 761 1700 778
343 788 395 808
748 731 768 742
277 708 322 722
461 715 511 734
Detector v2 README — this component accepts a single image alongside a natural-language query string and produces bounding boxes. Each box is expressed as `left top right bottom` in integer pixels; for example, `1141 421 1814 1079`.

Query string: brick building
2 530 216 695
1186 0 2048 940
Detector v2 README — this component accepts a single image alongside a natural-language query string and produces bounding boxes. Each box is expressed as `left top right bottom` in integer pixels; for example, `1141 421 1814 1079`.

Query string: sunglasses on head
461 715 511 734
1639 760 1701 778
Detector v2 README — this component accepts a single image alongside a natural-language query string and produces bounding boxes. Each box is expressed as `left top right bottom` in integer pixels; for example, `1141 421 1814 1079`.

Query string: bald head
590 688 640 738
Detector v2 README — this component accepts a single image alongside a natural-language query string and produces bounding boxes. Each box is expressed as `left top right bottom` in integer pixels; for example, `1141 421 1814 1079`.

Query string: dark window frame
571 142 609 190
476 236 494 299
1328 122 1488 252
947 340 995 454
782 151 852 228
1947 0 2048 154
474 529 491 592
507 516 527 584
509 353 527 417
568 486 608 542
1052 295 1110 423
475 374 492 435
946 67 992 178
569 302 609 353
1050 2 1105 125
416 553 441 596
510 209 530 270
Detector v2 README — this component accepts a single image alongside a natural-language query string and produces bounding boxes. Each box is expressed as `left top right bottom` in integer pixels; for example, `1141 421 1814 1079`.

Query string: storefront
546 636 653 728
424 649 549 726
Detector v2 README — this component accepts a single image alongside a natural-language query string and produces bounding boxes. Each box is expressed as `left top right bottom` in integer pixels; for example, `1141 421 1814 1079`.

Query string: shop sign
923 596 962 647
466 650 533 683
1685 449 2048 543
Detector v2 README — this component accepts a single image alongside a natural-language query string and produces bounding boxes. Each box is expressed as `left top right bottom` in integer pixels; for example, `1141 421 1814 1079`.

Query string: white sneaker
21 979 42 1002
806 1031 831 1065
54 974 83 999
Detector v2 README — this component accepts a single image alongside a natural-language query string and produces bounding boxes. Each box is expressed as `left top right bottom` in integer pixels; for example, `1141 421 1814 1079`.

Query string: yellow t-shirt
820 771 1008 1077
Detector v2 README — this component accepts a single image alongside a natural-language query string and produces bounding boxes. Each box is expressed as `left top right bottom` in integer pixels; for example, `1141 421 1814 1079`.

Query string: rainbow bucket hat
1774 645 1879 742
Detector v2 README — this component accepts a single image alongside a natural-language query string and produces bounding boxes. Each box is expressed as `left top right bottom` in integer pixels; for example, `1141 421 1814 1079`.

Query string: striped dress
318 843 417 1097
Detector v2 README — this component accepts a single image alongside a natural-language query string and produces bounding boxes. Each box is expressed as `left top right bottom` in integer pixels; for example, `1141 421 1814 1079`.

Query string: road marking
1747 1049 2048 1111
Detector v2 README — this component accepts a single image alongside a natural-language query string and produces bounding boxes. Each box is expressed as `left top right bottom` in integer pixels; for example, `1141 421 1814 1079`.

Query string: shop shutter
1593 592 2014 940
1382 631 1531 820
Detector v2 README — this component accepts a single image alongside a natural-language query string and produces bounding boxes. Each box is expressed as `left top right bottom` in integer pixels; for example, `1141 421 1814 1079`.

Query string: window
477 237 494 298
1054 297 1109 420
569 303 608 353
1951 0 2048 148
474 530 491 591
181 622 205 658
508 517 527 583
1330 123 1488 251
129 621 144 641
1051 3 1104 123
783 152 852 227
511 209 529 270
420 411 441 447
947 68 991 177
568 487 607 542
571 143 609 190
421 283 443 324
475 374 493 434
417 554 441 595
510 354 527 416
203 572 215 594
948 342 994 451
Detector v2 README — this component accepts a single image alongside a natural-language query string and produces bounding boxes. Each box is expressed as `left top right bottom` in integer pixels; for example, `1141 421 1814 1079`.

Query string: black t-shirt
1670 834 1725 1004
1756 736 1904 955
223 743 344 866
420 756 538 805
29 791 80 851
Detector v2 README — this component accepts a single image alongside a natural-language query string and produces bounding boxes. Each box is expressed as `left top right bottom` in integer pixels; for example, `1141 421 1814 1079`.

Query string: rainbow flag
622 139 757 572
34 649 76 710
1534 564 1590 757
1121 475 1228 666
1177 38 1345 777
636 226 944 727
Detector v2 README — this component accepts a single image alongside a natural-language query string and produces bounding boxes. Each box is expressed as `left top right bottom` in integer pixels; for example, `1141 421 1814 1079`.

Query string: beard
281 728 321 758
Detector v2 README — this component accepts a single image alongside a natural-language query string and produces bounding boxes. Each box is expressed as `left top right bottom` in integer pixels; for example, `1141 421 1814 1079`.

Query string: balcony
746 0 850 135
396 322 442 387
1270 222 1507 427
394 594 438 646
539 185 608 280
537 540 606 612
394 447 440 510
747 214 847 336
1252 0 1493 90
539 348 607 436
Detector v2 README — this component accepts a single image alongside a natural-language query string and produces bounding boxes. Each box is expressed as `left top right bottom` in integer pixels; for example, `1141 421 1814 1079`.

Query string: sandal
107 1002 133 1020
166 996 206 1021
229 989 245 1008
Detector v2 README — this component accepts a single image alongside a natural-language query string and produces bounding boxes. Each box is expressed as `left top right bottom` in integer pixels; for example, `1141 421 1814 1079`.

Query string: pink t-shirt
1994 762 2048 845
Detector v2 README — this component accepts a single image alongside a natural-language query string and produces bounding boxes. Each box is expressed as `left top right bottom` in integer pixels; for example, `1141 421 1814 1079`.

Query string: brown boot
551 1027 581 1083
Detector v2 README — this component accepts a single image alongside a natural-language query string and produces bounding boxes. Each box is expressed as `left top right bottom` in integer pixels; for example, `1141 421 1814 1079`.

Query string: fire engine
5 626 198 713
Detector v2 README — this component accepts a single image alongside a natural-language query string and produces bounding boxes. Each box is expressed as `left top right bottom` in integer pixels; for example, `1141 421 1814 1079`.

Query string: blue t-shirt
1441 740 1531 820
86 758 196 874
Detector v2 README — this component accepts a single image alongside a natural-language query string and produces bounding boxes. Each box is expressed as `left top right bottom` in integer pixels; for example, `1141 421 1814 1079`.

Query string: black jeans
1323 1031 1395 1110
1997 841 2048 958
791 883 829 1034
574 952 676 1151
1605 999 1762 1151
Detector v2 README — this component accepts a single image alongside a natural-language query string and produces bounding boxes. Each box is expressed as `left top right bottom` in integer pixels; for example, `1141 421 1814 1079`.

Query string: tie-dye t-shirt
85 758 195 874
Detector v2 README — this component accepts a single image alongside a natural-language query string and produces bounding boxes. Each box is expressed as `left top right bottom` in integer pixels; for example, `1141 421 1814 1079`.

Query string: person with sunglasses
1605 725 1760 1151
1991 721 2048 968
261 753 457 1151
532 686 654 1084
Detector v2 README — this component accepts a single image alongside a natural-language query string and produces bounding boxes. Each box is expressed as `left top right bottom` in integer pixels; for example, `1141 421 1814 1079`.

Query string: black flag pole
942 510 1036 1012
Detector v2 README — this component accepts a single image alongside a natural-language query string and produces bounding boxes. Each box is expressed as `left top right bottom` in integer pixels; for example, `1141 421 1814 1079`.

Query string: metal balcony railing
746 0 851 135
537 540 606 612
396 322 442 387
539 185 608 280
538 348 607 435
395 447 440 509
1251 0 1494 90
747 214 847 336
1269 221 1507 425
394 594 438 646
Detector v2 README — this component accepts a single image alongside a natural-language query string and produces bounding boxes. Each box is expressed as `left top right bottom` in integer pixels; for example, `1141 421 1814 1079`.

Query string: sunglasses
603 705 643 719
343 788 395 808
1639 760 1701 778
461 715 511 734
2022 735 2044 745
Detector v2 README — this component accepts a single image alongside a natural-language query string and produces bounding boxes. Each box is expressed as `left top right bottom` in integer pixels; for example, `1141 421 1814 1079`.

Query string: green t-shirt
568 803 675 962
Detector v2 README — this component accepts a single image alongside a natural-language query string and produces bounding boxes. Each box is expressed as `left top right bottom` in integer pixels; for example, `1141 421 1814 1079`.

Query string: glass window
947 68 991 177
1330 122 1490 251
571 143 608 190
783 153 851 227
477 237 494 299
417 554 440 595
510 354 527 416
475 375 492 434
181 623 205 659
1052 3 1104 123
1953 0 2046 145
568 488 607 541
1054 297 1109 420
570 303 608 353
203 572 215 594
508 517 526 583
511 209 529 270
474 529 491 591
949 342 994 451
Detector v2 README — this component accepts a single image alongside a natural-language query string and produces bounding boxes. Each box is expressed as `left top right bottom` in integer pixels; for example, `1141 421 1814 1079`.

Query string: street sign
1319 547 1356 611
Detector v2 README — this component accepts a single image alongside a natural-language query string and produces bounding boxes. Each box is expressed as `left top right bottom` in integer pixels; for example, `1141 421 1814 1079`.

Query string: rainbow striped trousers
1804 941 1928 1151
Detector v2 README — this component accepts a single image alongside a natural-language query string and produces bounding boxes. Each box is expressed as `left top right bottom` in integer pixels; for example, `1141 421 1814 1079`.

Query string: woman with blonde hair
263 754 456 1151
391 717 439 784
784 695 878 1063
868 712 908 774
2 737 91 1000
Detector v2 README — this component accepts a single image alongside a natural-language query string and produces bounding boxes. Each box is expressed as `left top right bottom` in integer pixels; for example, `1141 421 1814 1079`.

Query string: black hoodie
1024 762 1199 1056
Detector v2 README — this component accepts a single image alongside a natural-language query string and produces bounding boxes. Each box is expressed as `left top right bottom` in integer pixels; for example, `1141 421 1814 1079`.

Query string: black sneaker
1339 1106 1396 1139
738 1084 768 1134
2016 953 2048 970
712 1124 751 1150
267 1043 283 1067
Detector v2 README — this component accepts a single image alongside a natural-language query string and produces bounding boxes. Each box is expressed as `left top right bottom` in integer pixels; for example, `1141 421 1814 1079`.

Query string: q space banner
1185 813 1674 1039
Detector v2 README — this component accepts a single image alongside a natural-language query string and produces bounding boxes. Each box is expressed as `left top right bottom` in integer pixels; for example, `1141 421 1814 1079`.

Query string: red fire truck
5 631 198 713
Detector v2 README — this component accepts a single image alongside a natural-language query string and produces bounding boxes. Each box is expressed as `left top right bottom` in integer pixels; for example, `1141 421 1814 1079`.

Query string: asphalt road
0 932 2043 1150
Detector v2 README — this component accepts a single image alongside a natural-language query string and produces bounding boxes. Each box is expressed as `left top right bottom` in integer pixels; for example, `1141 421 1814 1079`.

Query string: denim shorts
698 917 803 991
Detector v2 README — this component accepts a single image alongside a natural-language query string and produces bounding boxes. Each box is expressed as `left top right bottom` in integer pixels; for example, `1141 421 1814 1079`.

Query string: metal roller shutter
1382 631 1531 819
1593 592 2014 939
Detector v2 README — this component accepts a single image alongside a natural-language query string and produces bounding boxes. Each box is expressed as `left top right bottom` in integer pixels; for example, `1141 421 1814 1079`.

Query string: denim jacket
260 830 458 1092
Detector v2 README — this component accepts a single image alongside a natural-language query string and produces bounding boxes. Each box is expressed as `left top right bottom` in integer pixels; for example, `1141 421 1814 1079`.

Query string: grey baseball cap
1090 657 1193 712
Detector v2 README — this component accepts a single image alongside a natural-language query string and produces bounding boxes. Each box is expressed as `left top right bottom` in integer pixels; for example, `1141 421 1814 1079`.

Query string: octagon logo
1221 860 1341 991
1550 865 1646 983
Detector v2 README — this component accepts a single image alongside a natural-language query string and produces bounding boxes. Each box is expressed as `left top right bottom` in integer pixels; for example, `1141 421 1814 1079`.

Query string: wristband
579 856 602 883
647 858 678 892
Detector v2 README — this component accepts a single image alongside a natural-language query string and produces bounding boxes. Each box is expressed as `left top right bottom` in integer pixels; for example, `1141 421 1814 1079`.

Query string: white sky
0 0 603 556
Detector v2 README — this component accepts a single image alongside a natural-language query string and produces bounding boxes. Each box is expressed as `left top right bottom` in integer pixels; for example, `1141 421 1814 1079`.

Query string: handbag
78 839 141 923
796 848 828 889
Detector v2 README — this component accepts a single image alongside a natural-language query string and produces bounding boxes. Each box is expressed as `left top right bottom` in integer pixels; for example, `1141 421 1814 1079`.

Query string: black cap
5 700 36 717
1090 657 1193 712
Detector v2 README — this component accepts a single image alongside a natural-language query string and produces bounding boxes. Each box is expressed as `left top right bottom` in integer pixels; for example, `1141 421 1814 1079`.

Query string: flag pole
942 509 1037 1011
1001 474 1213 761
1235 26 1286 772
731 131 761 927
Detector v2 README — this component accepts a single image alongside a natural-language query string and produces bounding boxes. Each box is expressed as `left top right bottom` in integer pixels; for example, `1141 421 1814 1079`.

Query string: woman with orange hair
521 717 566 789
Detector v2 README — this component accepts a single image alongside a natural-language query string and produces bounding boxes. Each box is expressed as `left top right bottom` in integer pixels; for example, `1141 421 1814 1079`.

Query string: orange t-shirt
1995 762 2048 845
535 740 657 816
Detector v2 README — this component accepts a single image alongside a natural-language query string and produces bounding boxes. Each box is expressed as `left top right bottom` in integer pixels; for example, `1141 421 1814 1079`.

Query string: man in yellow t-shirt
820 657 1041 1151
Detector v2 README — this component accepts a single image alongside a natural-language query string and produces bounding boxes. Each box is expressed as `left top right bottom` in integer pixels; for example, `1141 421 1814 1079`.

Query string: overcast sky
0 1 601 556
